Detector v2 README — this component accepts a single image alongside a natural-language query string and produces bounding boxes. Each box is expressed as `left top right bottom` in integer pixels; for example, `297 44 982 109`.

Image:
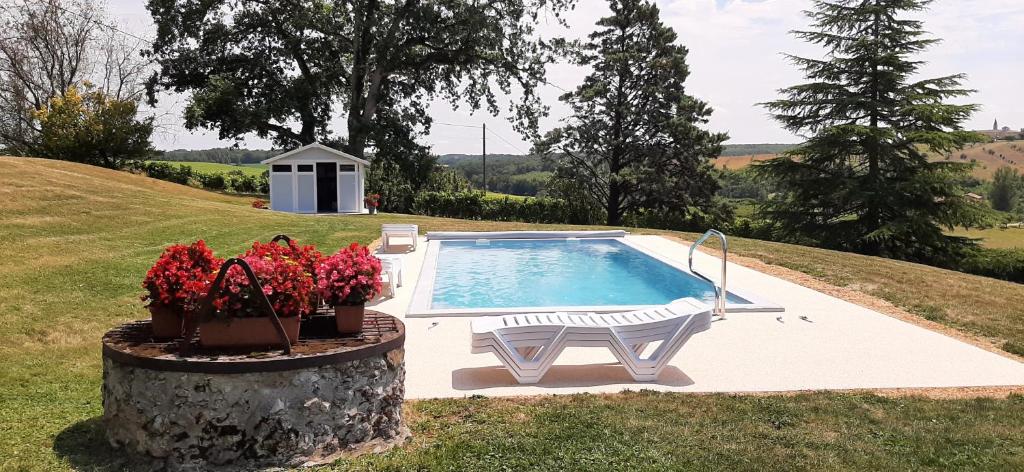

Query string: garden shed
261 143 369 214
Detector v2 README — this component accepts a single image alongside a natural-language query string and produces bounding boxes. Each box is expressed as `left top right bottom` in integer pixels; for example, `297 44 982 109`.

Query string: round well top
102 311 404 374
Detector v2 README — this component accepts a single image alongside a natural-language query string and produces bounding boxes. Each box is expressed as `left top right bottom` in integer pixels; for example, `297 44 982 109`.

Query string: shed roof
260 143 371 166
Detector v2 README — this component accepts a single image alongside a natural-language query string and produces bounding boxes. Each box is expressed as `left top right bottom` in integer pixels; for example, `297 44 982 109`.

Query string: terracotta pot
334 305 365 334
148 305 182 339
199 316 301 348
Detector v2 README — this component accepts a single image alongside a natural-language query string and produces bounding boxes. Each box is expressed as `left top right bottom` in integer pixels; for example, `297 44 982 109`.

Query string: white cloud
105 0 1024 152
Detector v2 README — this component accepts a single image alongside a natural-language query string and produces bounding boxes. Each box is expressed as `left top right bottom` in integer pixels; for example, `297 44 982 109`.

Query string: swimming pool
407 233 781 317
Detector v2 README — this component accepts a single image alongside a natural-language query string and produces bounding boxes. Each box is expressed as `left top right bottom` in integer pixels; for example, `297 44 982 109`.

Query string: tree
535 0 726 226
756 0 985 262
33 84 155 168
990 166 1020 212
0 0 149 155
145 0 571 159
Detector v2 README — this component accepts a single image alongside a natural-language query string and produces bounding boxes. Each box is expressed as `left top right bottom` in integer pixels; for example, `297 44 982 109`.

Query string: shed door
270 164 293 212
339 164 359 212
316 163 338 212
296 164 316 213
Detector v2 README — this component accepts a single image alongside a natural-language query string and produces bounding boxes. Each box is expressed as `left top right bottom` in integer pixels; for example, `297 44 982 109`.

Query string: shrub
196 171 226 190
410 191 600 225
316 243 383 306
957 247 1024 283
141 240 223 314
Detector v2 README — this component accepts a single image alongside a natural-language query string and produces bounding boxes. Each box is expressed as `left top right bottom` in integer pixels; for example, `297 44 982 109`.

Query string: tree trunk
606 184 622 226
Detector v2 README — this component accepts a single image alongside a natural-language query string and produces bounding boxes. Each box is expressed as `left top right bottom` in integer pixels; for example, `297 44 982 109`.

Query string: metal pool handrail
688 230 728 319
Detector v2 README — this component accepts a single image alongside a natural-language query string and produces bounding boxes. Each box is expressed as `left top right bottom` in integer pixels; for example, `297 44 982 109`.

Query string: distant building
965 192 984 202
994 119 999 131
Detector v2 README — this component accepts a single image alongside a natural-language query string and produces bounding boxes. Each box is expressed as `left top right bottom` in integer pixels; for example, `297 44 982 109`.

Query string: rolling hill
714 140 1024 181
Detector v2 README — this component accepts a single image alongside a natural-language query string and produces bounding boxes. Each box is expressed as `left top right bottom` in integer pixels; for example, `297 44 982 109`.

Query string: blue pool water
431 238 748 309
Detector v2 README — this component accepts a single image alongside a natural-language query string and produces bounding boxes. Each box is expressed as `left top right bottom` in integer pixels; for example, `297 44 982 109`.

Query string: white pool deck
368 234 1024 399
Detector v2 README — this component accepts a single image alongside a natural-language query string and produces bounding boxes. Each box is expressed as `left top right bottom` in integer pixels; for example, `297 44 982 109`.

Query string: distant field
714 140 1024 181
927 141 1024 180
483 191 530 201
153 160 267 176
950 226 1024 249
715 153 778 170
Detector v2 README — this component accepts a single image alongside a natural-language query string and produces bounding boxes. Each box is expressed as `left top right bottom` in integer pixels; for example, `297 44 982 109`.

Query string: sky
106 0 1024 154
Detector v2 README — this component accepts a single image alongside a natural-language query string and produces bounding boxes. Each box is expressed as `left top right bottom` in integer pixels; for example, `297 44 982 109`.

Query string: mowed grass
152 160 267 176
950 226 1024 249
2 156 1024 470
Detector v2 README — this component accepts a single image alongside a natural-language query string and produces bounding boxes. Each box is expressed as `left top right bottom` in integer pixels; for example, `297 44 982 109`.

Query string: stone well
101 312 407 470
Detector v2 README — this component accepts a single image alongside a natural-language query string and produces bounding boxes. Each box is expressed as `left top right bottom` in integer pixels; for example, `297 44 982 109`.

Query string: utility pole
482 122 487 193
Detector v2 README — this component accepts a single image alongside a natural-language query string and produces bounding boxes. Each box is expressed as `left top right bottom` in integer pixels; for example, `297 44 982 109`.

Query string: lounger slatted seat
471 298 713 384
381 224 418 252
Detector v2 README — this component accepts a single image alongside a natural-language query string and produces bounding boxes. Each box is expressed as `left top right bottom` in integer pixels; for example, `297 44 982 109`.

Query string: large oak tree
145 0 572 159
536 0 726 226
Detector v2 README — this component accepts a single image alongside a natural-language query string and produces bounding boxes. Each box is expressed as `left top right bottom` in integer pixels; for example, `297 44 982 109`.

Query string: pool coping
406 231 784 317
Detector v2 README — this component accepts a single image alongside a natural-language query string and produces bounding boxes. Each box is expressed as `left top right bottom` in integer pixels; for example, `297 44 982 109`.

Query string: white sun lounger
381 224 418 252
471 298 713 384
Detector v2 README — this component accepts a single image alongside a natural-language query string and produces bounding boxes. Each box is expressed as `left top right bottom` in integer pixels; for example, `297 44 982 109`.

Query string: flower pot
334 305 365 335
148 305 182 339
199 316 301 349
368 207 378 215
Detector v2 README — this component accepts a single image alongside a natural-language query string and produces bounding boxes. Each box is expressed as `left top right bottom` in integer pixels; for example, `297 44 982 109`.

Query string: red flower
316 242 382 306
141 240 223 316
252 199 266 209
210 253 314 319
243 239 324 279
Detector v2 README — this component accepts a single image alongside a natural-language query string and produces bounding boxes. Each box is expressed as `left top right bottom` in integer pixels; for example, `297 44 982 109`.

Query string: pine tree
757 0 985 263
536 0 726 226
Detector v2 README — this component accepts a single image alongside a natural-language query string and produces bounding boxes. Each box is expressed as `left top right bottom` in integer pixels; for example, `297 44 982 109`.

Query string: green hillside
2 157 1023 470
152 160 267 176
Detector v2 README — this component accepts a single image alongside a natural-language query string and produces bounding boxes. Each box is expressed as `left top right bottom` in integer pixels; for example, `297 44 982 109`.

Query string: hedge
410 191 600 225
125 161 269 194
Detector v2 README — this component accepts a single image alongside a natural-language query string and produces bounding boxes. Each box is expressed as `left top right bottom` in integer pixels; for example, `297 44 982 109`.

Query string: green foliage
537 0 726 226
145 0 572 159
366 139 471 213
438 153 556 196
32 85 154 169
718 144 795 157
159 148 276 164
989 166 1020 212
757 0 986 264
125 161 269 194
717 168 772 201
624 199 736 233
410 191 601 225
958 247 1024 284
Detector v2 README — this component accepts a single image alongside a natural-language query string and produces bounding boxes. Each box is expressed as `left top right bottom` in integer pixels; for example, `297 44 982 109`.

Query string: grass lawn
153 160 267 176
2 157 1024 470
950 226 1024 249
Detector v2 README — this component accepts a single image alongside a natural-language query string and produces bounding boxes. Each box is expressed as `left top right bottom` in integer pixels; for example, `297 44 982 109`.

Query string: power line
49 2 154 45
433 121 529 154
486 128 528 154
543 80 570 93
433 121 482 129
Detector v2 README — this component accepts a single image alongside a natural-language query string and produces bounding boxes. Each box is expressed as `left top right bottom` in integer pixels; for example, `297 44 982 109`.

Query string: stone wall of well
102 348 407 470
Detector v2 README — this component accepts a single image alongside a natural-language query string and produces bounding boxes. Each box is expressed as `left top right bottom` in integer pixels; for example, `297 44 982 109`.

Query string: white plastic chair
381 224 418 252
376 254 404 287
